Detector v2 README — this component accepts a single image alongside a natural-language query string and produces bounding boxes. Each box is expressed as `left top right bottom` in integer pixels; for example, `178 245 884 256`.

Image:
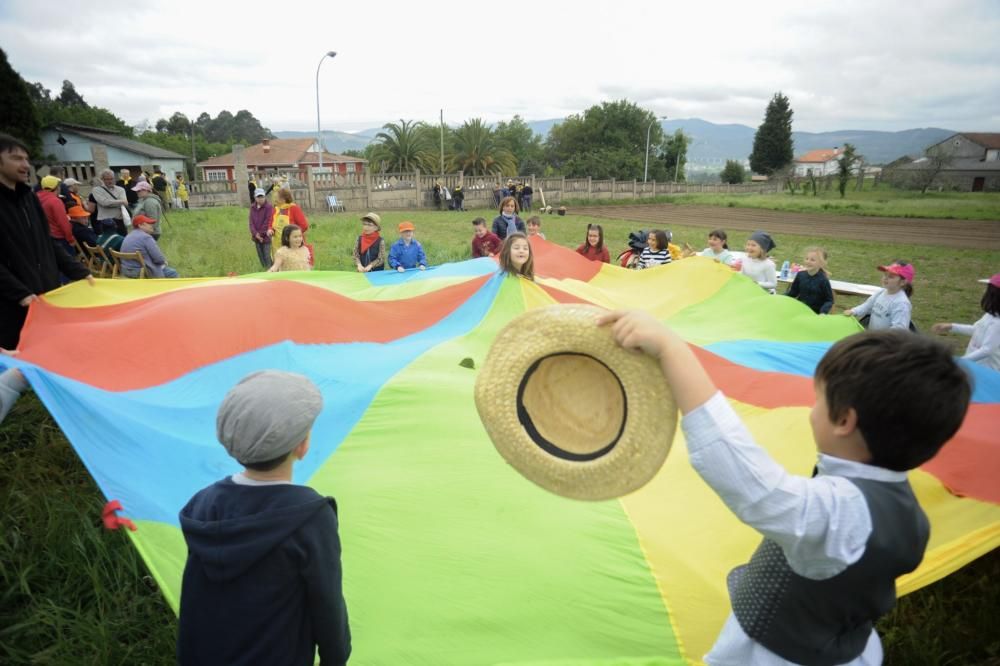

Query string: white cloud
1 0 997 133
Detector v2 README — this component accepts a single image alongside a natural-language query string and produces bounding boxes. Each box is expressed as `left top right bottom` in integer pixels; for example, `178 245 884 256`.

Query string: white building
40 123 187 183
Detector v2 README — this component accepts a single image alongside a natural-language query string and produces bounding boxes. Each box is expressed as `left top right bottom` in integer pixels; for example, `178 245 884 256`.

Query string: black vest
356 236 384 271
729 477 928 665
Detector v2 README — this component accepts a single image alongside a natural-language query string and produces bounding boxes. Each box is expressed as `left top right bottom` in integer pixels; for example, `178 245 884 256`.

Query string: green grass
2 203 998 664
563 183 1000 221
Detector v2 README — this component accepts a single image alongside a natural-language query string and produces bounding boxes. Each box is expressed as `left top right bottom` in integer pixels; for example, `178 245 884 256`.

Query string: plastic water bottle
780 260 790 280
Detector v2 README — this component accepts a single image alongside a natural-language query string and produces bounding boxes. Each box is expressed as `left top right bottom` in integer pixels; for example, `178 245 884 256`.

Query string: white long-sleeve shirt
740 256 777 292
683 391 901 666
851 288 911 330
952 313 1000 371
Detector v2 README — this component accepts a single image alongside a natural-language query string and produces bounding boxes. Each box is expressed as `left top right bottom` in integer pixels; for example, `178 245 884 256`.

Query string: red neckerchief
359 231 381 254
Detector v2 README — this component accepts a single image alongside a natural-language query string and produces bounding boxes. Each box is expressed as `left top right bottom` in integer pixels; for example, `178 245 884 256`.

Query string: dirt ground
573 204 1000 250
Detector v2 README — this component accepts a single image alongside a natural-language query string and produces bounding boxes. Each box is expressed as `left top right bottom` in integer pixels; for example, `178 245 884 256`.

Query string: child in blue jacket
388 220 428 272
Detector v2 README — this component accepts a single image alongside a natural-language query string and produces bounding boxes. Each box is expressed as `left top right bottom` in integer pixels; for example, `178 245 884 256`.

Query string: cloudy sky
2 0 998 134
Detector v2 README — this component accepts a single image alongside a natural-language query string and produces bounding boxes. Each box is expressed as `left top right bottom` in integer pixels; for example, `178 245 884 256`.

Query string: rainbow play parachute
5 240 1000 665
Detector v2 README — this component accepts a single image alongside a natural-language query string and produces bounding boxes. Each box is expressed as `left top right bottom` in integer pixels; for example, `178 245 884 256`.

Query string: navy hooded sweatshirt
177 478 351 665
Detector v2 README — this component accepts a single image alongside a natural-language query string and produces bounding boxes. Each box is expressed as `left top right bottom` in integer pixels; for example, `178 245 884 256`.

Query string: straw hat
474 304 676 501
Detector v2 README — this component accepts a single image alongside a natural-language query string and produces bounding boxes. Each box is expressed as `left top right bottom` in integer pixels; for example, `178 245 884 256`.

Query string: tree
719 160 746 184
448 118 516 176
27 77 132 137
836 144 858 198
494 115 544 175
749 92 794 176
370 119 435 172
0 48 42 155
545 100 665 180
660 130 689 182
908 145 954 194
55 80 87 107
157 112 192 136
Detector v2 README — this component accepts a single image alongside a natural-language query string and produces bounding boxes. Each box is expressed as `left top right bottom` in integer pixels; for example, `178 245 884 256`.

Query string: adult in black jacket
0 134 92 349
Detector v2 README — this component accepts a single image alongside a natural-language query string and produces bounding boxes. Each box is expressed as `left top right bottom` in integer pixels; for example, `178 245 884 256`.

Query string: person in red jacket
576 223 610 263
471 217 502 258
36 175 77 260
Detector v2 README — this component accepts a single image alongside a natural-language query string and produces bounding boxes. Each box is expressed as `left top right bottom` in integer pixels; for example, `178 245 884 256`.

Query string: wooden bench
777 275 881 298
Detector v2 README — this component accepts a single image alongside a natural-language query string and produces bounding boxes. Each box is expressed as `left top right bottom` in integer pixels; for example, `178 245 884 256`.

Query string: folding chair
82 242 112 277
109 249 147 279
326 195 346 213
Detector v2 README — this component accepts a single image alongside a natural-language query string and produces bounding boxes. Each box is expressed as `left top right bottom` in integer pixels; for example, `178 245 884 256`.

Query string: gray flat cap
216 370 323 464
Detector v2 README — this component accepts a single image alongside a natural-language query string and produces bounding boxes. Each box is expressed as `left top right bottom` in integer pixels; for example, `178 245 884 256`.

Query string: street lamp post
644 115 667 183
315 51 338 170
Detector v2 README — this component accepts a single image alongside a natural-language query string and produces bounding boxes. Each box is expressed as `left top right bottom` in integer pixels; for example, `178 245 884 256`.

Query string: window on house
206 170 227 181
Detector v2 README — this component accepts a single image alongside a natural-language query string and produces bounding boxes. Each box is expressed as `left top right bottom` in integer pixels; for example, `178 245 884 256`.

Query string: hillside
278 120 957 167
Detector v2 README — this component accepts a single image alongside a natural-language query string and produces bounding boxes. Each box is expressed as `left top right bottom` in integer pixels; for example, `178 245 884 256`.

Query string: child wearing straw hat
177 370 351 665
598 310 970 666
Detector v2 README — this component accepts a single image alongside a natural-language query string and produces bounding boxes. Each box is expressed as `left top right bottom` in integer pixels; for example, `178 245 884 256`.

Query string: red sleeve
291 205 309 233
575 244 586 256
601 247 610 263
43 196 74 242
471 236 482 258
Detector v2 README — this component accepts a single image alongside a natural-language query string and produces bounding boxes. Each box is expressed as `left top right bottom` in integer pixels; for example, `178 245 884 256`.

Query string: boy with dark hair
470 217 501 258
0 133 93 349
177 370 351 666
597 313 971 666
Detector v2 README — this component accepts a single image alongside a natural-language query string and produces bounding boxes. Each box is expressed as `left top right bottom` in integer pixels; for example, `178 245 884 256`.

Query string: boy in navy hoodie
597 314 970 665
178 371 351 665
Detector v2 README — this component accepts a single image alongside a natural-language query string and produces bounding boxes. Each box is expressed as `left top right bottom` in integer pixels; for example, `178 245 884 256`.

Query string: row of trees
0 47 273 172
357 101 691 182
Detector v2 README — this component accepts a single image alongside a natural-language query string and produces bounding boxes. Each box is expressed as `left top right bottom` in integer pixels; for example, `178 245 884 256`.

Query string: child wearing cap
844 262 914 330
741 231 777 293
598 310 970 666
177 370 351 665
388 221 428 272
249 187 275 269
932 274 1000 371
471 217 502 258
119 215 179 278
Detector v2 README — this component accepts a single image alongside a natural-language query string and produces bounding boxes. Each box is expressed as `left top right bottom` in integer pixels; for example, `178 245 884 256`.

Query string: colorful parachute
5 240 1000 665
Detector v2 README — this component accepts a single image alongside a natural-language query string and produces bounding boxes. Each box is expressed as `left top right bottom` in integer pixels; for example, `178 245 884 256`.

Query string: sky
2 0 998 135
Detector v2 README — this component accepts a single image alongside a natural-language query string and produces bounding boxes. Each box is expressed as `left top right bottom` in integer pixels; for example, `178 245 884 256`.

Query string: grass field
563 182 1000 221
1 203 998 664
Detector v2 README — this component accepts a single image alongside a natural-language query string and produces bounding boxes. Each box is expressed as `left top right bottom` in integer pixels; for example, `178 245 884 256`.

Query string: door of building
972 177 985 192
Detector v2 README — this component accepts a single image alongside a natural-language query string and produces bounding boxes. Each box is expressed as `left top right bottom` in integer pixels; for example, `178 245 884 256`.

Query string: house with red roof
793 147 844 177
196 138 367 182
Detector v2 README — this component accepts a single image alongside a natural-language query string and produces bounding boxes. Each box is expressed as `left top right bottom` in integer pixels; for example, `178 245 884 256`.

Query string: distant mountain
277 120 957 166
273 129 372 153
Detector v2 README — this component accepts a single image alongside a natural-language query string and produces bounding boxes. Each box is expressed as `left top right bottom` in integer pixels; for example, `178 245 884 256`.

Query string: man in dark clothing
117 168 139 207
0 133 93 349
151 170 169 207
178 371 351 666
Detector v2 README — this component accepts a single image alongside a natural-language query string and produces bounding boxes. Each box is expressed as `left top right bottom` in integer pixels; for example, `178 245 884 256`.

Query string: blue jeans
254 240 273 269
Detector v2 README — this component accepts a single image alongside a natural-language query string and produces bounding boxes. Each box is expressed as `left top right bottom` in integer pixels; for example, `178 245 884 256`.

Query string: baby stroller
616 229 650 269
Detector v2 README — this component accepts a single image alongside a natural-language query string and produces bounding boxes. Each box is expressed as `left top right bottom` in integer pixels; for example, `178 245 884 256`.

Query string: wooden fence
186 170 781 211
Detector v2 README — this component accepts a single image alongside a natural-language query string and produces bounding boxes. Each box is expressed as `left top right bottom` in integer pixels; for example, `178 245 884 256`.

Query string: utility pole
190 123 196 179
439 109 445 176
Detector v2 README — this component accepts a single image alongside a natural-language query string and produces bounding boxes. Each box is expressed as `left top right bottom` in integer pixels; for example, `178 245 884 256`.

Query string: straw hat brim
474 304 676 501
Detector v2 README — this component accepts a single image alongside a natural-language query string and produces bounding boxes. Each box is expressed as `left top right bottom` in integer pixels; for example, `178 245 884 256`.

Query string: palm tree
448 119 517 176
370 119 436 172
